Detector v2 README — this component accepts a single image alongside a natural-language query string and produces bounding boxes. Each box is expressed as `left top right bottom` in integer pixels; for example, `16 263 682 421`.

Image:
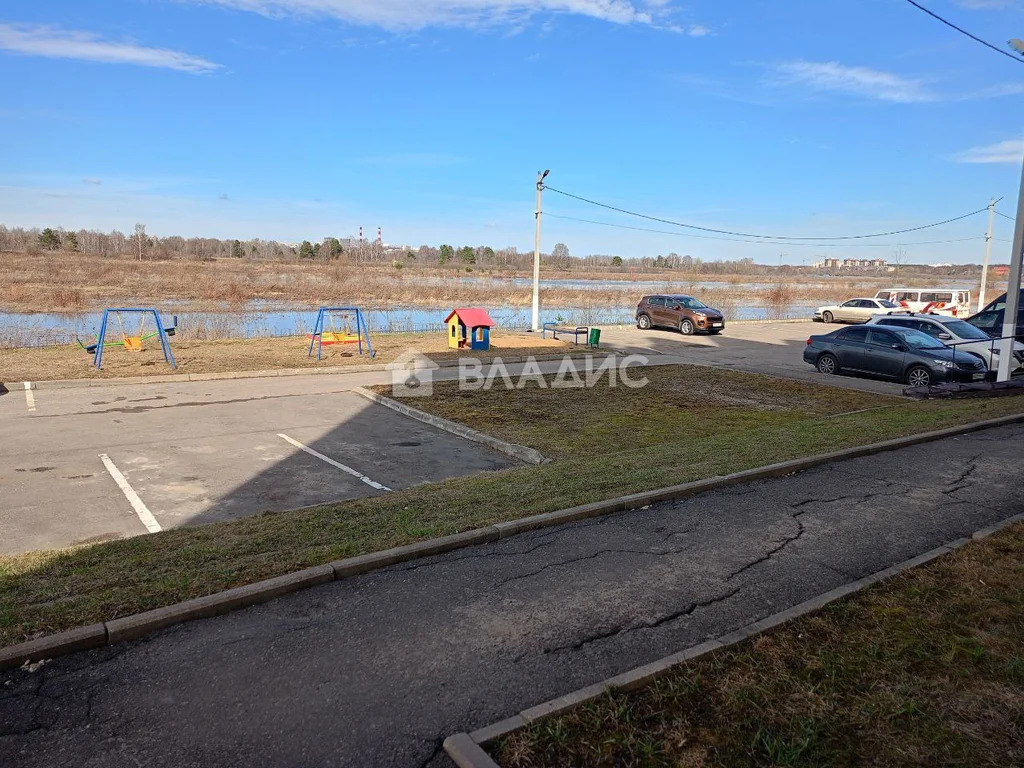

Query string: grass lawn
1 370 1023 648
379 365 901 459
0 331 568 382
494 522 1024 768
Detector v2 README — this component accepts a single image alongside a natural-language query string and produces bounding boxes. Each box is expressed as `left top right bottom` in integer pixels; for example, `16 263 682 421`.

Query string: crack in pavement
387 532 565 575
940 453 982 497
537 585 744 657
491 544 692 592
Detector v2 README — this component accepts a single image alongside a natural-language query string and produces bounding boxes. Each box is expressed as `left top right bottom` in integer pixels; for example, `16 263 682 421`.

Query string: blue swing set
78 308 177 370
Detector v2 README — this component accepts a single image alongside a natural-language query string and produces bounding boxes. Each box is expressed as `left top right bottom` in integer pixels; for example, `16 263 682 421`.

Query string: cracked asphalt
2 424 1022 767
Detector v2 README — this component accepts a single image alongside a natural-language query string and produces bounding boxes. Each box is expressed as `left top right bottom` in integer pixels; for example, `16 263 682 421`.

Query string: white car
866 312 1024 371
814 298 901 324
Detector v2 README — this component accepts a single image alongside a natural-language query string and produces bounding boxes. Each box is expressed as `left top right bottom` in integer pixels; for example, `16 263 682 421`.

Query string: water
0 303 815 348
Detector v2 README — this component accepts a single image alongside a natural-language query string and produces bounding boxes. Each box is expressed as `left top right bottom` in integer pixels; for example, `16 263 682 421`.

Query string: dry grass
380 366 897 459
0 330 569 382
0 251 916 317
496 522 1024 768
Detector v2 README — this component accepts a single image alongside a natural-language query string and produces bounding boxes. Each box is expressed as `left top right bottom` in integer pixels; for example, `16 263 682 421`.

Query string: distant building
840 258 887 270
813 258 841 269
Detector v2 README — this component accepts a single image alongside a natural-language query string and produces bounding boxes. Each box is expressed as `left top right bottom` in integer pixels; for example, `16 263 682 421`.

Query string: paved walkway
2 425 1021 767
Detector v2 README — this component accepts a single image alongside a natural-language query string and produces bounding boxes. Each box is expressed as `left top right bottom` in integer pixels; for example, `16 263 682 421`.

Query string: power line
902 0 1024 65
542 185 990 241
545 212 983 248
995 210 1017 222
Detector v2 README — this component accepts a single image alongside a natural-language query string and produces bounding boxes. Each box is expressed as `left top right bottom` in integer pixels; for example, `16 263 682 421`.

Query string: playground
1 326 569 383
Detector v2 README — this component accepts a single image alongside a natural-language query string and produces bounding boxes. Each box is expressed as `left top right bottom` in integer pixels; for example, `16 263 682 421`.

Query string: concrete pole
997 160 1024 382
980 197 995 311
532 170 548 331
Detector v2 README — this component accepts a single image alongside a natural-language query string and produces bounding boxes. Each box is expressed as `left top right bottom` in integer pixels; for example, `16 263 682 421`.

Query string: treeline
1 223 924 276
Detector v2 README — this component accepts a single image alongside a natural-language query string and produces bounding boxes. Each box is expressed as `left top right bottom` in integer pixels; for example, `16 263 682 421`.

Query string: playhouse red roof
444 308 495 327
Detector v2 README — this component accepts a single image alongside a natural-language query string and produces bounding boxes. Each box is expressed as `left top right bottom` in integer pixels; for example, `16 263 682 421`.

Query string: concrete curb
9 352 591 391
447 511 1024 766
353 387 548 465
2 411 1023 671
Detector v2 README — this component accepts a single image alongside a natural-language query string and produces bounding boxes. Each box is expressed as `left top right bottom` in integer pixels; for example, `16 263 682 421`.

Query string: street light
532 170 549 331
997 155 1024 382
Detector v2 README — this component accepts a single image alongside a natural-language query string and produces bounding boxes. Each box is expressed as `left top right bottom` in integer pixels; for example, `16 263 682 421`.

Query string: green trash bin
588 327 601 348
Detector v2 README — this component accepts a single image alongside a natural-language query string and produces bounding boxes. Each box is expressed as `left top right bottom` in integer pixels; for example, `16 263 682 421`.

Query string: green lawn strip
495 522 1024 768
1 395 1022 647
379 366 899 459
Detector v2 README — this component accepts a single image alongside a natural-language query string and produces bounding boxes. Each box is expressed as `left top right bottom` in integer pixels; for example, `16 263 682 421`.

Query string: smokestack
377 227 382 245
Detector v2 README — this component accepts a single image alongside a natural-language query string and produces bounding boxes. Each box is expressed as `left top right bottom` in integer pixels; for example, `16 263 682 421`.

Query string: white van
873 289 971 317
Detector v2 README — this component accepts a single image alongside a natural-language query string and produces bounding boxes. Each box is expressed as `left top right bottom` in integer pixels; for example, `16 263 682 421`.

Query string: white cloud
771 60 935 103
687 24 709 36
185 0 661 29
953 139 1024 163
0 23 221 73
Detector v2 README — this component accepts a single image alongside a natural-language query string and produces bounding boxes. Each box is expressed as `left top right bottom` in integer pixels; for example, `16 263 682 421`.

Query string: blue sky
1 0 1023 264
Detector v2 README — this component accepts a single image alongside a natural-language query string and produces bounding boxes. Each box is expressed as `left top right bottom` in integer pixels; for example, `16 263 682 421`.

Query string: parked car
813 298 900 324
803 324 988 387
966 289 1024 344
866 312 1024 371
636 295 725 335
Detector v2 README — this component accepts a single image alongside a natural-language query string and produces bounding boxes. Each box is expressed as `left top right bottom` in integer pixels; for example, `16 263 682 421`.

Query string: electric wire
545 212 983 249
542 185 991 241
902 0 1024 65
995 210 1017 222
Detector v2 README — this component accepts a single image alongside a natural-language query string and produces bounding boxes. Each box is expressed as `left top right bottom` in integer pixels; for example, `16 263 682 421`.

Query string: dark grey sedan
803 325 987 387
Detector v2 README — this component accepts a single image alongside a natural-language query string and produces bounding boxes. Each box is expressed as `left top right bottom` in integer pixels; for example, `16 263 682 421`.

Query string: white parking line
24 382 36 412
277 433 392 491
99 454 163 533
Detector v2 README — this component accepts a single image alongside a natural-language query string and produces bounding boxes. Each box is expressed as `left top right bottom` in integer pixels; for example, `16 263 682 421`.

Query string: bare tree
133 223 147 261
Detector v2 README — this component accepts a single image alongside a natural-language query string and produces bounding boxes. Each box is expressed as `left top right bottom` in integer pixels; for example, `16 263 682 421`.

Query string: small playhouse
445 308 494 351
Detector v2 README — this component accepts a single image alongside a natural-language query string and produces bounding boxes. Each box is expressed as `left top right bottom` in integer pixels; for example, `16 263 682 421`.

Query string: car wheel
637 314 652 330
679 319 695 335
906 366 932 387
817 353 838 375
822 311 834 323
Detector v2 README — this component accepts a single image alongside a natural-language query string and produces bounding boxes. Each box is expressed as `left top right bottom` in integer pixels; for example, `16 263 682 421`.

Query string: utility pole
532 169 549 332
997 160 1024 382
980 197 995 311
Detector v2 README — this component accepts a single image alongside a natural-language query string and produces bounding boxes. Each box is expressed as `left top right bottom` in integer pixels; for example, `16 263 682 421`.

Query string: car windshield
941 320 990 340
675 297 707 309
878 300 899 308
895 328 946 350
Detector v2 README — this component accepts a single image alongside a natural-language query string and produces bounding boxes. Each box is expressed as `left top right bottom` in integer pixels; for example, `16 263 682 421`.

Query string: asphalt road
597 321 907 395
2 424 1021 767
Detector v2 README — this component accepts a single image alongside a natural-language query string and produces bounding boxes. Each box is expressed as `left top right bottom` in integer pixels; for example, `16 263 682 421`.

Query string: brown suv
636 294 725 335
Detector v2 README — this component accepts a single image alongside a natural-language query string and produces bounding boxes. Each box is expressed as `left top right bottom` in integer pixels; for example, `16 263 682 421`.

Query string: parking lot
0 374 516 554
597 320 909 396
